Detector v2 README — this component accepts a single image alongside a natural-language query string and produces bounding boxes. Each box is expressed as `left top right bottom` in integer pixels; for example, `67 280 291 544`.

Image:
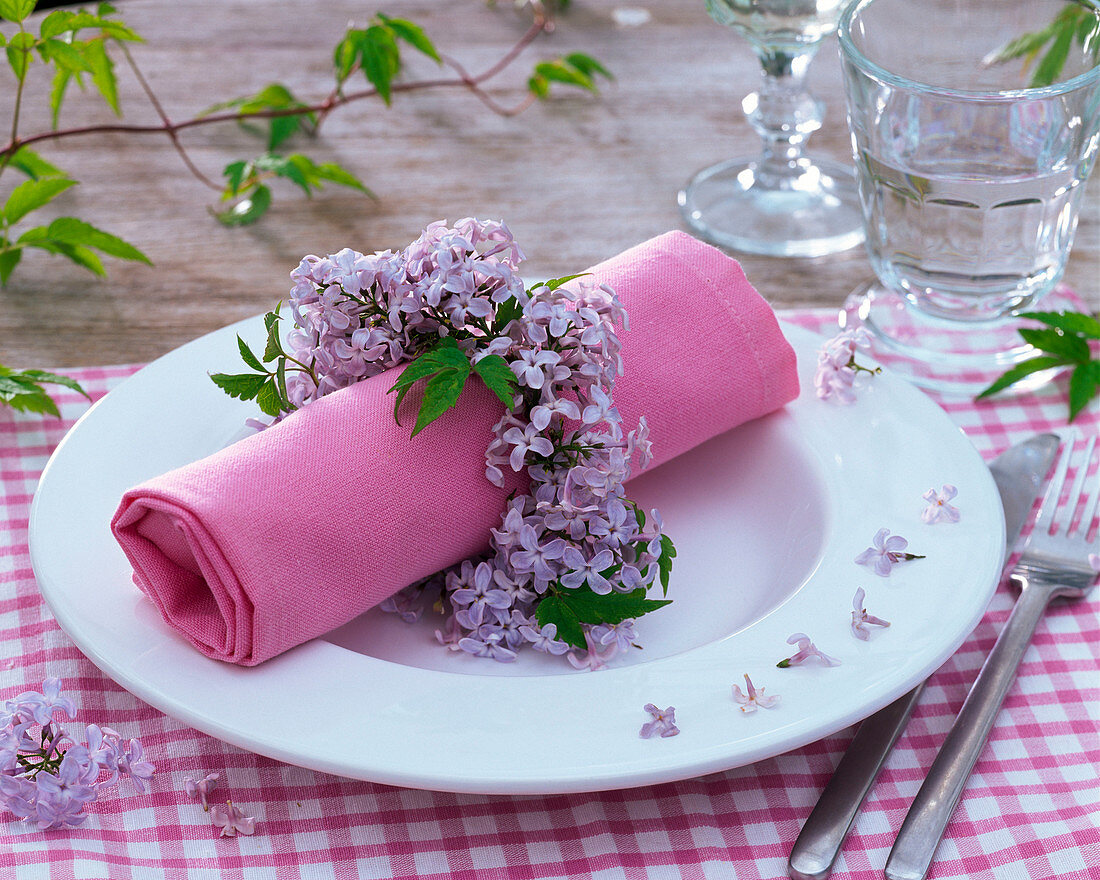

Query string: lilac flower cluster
814 327 880 403
281 218 525 408
1 678 154 830
279 219 671 665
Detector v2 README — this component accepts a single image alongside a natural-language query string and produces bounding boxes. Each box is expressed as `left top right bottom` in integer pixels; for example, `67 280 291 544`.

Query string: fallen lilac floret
639 704 679 738
851 587 891 641
211 800 256 837
921 485 960 524
731 674 780 714
855 528 924 577
777 633 840 668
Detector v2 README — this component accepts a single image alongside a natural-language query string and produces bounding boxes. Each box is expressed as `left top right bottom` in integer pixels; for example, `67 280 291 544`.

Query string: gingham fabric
2 311 1097 880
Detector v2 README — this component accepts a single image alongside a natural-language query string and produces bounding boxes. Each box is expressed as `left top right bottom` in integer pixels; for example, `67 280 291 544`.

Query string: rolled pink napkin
112 231 799 665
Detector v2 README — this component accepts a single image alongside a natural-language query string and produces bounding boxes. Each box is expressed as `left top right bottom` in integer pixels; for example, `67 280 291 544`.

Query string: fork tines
1021 431 1099 587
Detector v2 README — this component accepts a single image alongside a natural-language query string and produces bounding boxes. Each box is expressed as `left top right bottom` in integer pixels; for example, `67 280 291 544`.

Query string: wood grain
1 0 1096 367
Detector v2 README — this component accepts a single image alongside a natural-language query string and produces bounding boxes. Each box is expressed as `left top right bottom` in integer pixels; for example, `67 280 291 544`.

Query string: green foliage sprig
0 0 610 416
977 310 1100 420
0 362 88 414
983 1 1100 87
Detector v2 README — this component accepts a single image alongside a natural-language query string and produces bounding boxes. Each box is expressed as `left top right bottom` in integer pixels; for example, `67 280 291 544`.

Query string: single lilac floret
639 704 679 738
731 674 780 714
855 528 924 577
184 772 220 811
211 800 256 837
851 587 891 640
777 633 840 668
921 485 960 524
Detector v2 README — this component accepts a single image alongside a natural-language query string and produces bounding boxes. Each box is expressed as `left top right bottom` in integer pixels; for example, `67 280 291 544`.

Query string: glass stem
744 44 824 186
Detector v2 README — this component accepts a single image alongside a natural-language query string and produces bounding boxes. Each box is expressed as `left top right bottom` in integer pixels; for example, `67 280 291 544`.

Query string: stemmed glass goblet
678 0 865 257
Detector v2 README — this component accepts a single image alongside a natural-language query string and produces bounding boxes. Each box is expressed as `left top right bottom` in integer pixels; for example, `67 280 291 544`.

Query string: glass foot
678 156 865 258
840 281 1079 396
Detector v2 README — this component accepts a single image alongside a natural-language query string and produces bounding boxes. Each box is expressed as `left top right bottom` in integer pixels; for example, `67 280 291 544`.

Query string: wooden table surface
1 0 1097 368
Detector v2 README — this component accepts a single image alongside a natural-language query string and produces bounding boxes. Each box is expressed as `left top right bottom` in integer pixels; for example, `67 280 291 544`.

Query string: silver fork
885 431 1099 880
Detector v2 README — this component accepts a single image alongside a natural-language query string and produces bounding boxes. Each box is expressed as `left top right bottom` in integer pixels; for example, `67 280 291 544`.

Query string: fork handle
884 579 1052 880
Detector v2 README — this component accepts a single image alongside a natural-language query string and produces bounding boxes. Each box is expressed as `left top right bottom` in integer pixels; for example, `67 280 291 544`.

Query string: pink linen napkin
111 231 800 665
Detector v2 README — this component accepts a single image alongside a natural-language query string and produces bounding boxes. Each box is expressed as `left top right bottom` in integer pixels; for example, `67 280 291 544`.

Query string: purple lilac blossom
777 633 841 668
855 528 920 577
921 485 960 524
814 328 872 403
211 801 256 837
731 674 781 713
851 587 891 640
0 679 154 831
185 772 220 811
639 704 679 738
289 220 671 665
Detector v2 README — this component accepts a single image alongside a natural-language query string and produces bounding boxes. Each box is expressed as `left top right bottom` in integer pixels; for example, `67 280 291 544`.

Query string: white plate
29 320 1003 794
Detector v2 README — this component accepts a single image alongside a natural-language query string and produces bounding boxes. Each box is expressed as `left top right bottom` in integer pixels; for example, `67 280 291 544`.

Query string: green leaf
14 369 88 400
0 0 37 25
210 371 268 401
1068 360 1100 422
1 177 76 225
39 37 92 73
333 30 360 82
49 65 73 128
53 241 106 276
361 24 400 105
982 23 1059 67
1018 327 1090 363
540 273 590 292
39 9 78 39
267 115 300 151
377 15 441 63
493 296 523 331
412 363 470 436
36 217 151 264
275 357 291 411
0 247 21 285
256 379 282 416
975 355 1067 399
534 595 586 649
472 354 518 408
533 59 595 91
310 160 370 194
263 314 283 362
564 53 612 81
215 184 272 226
236 335 265 372
82 37 121 115
249 153 304 194
1032 18 1075 87
6 31 37 81
6 147 65 181
0 387 61 417
222 160 249 197
1021 310 1100 340
536 587 672 649
658 533 676 595
527 73 550 99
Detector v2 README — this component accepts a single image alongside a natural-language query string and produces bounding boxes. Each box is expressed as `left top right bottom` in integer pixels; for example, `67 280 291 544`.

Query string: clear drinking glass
678 0 865 257
838 0 1100 393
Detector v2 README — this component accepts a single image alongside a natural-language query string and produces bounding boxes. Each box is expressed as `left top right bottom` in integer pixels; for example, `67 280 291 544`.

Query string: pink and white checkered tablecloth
2 309 1097 880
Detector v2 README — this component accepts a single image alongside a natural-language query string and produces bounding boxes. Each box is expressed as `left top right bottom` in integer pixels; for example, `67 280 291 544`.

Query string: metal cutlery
885 432 1099 880
787 432 1061 880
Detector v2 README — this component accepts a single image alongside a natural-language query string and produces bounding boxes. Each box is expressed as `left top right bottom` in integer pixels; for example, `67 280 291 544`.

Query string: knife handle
788 685 925 880
884 584 1052 880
